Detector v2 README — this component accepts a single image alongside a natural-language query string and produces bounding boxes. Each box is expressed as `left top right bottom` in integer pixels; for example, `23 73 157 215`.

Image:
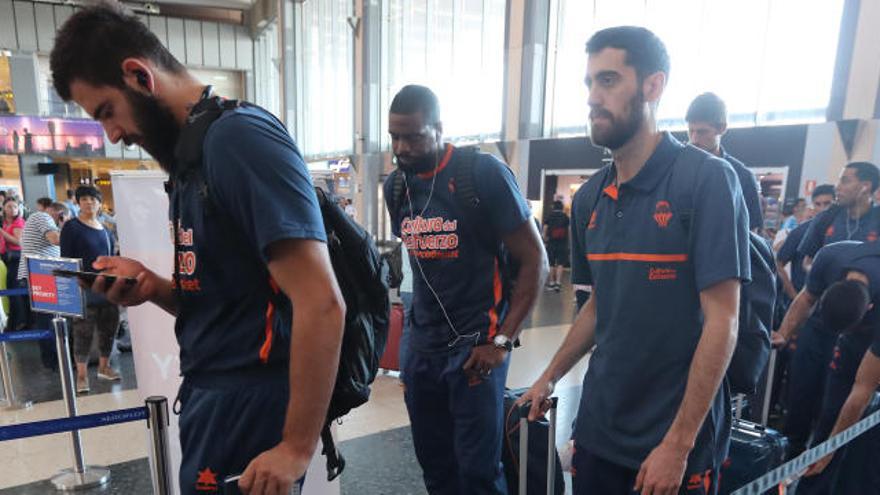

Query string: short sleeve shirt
171 105 326 376
383 145 531 352
544 210 570 243
570 133 750 469
2 216 25 253
798 205 880 259
721 148 763 231
17 211 59 281
777 220 812 292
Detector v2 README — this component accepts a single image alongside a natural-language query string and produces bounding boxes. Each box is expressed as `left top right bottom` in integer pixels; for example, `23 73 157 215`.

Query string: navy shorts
176 367 289 495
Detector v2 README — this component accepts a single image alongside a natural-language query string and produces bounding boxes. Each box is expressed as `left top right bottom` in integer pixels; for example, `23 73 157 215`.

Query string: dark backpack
174 96 390 481
379 241 404 289
387 147 519 301
578 145 775 395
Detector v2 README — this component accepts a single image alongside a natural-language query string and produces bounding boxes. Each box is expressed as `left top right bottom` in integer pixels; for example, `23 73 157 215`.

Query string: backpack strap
669 145 705 255
453 147 496 253
321 423 345 482
576 165 612 226
388 168 407 227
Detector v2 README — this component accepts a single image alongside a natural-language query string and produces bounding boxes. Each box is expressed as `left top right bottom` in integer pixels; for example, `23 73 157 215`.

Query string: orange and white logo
196 468 218 492
868 231 878 242
653 201 673 228
649 267 677 281
826 225 835 237
588 211 598 230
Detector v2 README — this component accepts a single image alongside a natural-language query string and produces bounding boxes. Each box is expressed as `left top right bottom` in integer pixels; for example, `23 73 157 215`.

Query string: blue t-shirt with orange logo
569 133 750 470
170 105 326 376
797 205 880 259
383 145 531 353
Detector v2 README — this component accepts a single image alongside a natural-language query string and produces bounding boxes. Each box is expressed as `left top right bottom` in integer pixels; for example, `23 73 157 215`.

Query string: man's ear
642 71 666 103
120 58 154 94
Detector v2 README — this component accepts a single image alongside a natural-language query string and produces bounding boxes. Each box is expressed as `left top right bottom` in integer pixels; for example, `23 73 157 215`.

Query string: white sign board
111 170 339 495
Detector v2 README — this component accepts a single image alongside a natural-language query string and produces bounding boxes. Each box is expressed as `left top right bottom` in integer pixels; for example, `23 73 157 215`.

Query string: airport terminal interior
2 0 880 494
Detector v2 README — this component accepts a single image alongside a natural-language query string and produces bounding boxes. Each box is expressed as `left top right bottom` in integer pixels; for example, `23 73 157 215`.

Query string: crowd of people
4 185 123 392
36 4 880 495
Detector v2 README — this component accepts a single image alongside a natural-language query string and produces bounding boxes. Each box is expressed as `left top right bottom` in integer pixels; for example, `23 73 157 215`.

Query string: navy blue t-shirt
721 148 763 231
171 105 326 376
383 145 531 352
807 241 880 334
777 219 811 292
570 133 750 470
798 205 880 259
60 217 115 305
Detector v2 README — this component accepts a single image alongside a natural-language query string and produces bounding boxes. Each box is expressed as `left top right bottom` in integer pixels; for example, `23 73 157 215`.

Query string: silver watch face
493 335 509 346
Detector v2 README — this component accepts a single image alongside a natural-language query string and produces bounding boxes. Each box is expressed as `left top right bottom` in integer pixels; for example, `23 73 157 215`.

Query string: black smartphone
52 269 137 287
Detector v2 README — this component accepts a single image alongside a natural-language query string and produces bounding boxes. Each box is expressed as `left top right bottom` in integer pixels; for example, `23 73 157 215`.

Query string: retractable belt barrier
732 407 880 494
0 329 54 343
0 397 174 495
0 288 31 297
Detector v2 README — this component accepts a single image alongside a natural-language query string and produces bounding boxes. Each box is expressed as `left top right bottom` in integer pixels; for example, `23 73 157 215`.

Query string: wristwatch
493 334 513 352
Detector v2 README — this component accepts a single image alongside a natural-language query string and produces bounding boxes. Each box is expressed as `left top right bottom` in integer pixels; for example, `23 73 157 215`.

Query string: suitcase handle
518 397 559 495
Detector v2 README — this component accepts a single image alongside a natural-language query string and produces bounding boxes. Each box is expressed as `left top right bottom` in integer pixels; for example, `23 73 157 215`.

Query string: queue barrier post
146 396 173 495
50 315 111 491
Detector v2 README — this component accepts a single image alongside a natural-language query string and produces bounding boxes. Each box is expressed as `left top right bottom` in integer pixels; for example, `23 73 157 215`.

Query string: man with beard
686 92 763 232
519 26 749 494
49 5 345 495
384 84 547 494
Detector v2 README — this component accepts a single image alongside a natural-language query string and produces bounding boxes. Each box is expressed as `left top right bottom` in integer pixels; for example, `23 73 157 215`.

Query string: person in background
344 198 357 219
776 185 836 302
686 92 763 233
1 198 26 330
35 197 53 212
64 189 80 218
542 200 570 292
18 202 69 370
782 161 880 457
61 186 120 393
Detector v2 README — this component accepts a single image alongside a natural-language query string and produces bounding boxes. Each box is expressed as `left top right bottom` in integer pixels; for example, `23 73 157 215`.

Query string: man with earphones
781 161 880 457
49 5 345 495
384 84 547 495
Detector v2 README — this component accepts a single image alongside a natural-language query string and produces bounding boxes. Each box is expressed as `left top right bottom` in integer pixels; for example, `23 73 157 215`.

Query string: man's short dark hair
686 92 727 128
553 200 564 210
845 161 880 192
390 85 441 125
36 197 53 209
586 26 670 81
75 185 103 203
66 189 75 199
50 3 186 101
812 184 836 200
819 279 871 332
50 202 70 217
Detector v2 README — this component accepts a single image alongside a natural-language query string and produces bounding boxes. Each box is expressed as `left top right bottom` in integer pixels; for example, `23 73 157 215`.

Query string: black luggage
720 349 789 494
502 389 565 495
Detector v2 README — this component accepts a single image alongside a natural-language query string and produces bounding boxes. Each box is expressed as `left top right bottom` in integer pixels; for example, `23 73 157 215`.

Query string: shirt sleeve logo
653 200 673 228
825 225 835 237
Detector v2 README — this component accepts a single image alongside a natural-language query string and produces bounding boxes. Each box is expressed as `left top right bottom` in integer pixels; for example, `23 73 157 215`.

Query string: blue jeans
398 292 413 380
403 345 510 495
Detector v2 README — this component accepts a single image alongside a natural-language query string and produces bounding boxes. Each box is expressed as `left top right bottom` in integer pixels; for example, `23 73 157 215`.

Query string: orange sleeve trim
417 143 455 179
602 184 618 201
487 259 503 339
587 252 688 262
259 278 281 364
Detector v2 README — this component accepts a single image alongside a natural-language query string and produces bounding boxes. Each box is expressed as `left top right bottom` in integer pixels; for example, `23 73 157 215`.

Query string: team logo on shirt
653 201 673 228
195 468 218 492
588 211 598 230
649 267 677 281
868 231 878 242
825 225 835 237
401 216 460 259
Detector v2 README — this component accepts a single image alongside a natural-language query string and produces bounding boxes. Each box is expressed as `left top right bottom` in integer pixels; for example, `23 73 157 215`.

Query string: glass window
254 22 282 121
295 0 355 159
544 0 845 137
381 0 507 147
0 55 14 114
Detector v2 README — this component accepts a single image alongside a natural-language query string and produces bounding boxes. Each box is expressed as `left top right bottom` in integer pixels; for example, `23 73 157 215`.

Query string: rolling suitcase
378 303 403 371
720 349 788 494
502 389 565 495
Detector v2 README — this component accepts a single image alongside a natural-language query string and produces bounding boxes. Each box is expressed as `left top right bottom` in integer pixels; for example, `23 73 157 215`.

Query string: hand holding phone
52 269 137 287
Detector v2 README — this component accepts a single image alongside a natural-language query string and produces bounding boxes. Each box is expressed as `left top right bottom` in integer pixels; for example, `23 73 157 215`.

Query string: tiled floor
0 280 584 494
